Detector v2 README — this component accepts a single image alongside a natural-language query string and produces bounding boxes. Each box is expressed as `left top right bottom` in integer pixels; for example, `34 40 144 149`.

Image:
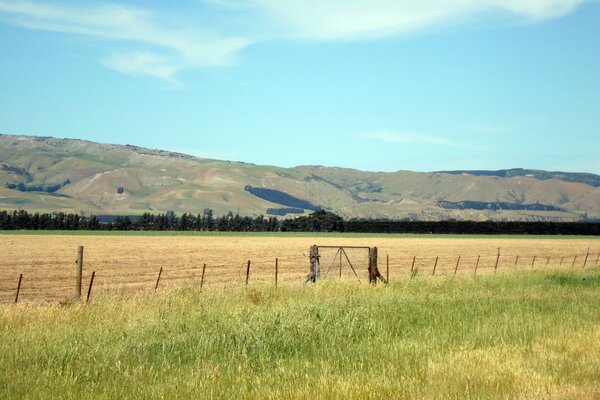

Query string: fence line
1 249 599 304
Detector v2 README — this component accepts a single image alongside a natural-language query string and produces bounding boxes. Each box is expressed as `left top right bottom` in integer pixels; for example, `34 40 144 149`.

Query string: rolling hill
1 134 599 221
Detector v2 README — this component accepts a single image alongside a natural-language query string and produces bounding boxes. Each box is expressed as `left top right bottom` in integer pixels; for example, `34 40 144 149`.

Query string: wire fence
0 247 598 304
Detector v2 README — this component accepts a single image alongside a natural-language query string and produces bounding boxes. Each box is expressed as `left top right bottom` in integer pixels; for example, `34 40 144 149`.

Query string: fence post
582 249 589 270
308 245 320 283
155 267 163 290
200 263 206 288
474 255 480 276
514 255 519 268
15 274 23 304
454 256 461 276
76 245 84 300
432 256 438 276
368 247 379 284
246 260 251 286
571 255 577 268
494 248 501 273
531 256 536 268
545 256 550 268
560 256 564 266
275 258 278 286
595 253 600 268
86 271 96 302
411 256 416 274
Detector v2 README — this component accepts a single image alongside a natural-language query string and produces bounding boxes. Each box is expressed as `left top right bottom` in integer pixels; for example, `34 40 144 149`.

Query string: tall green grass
1 270 600 399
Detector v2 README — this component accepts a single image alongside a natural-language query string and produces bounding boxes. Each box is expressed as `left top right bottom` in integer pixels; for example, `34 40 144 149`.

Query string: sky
0 0 598 174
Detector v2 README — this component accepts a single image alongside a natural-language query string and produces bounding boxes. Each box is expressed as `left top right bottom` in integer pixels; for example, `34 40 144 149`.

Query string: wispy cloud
0 0 251 81
365 131 468 148
0 0 589 81
238 0 587 40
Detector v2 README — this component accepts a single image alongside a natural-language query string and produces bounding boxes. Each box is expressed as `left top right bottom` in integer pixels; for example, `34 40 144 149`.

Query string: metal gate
305 245 385 284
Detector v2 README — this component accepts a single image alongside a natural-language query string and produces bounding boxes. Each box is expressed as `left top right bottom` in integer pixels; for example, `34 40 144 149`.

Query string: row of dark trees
0 209 598 235
5 179 70 194
0 210 101 230
0 210 280 232
280 211 600 235
342 217 600 235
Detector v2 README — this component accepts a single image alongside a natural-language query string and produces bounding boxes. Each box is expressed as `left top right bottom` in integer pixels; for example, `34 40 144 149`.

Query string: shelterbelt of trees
1 210 599 235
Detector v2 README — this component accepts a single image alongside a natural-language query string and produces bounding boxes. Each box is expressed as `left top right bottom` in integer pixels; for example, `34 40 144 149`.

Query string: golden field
0 234 598 303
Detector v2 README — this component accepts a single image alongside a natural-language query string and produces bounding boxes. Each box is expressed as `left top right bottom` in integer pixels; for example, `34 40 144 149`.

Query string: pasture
1 270 600 398
1 233 600 398
0 234 598 303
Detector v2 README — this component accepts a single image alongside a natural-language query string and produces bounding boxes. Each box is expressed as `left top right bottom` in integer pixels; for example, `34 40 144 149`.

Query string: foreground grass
1 270 600 399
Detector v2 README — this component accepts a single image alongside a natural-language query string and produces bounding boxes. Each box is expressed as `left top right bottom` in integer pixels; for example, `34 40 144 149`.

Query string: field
0 233 598 303
1 233 600 398
2 270 600 399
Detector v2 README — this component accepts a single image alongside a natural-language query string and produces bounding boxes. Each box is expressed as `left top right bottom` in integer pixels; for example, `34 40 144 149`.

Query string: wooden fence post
368 247 380 284
200 263 206 288
545 256 550 268
595 253 600 268
76 245 84 300
572 255 577 268
155 267 163 290
432 256 438 276
474 255 480 276
514 255 519 268
411 256 416 274
494 248 501 273
246 260 251 286
454 256 461 276
275 258 278 286
560 256 564 266
582 249 589 270
531 256 536 268
308 245 320 283
86 271 96 302
15 274 23 304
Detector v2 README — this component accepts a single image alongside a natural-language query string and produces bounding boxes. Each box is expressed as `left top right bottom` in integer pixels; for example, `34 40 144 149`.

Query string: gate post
308 245 320 283
369 247 385 284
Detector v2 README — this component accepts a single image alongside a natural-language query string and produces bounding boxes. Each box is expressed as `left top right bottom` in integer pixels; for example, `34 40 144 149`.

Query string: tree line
0 210 280 232
0 209 598 235
5 179 71 194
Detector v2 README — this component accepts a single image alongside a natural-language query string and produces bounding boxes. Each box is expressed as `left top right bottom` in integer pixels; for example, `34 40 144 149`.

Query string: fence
1 246 598 304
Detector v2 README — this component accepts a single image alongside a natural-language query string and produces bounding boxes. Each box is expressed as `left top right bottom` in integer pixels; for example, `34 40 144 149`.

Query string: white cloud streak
245 0 586 40
0 0 250 81
365 131 467 148
0 0 589 80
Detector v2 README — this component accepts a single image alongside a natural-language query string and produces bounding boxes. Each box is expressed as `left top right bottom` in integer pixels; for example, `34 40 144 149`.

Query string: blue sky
0 0 598 173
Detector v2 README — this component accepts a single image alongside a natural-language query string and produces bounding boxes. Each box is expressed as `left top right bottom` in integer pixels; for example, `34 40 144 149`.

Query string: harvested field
0 234 598 303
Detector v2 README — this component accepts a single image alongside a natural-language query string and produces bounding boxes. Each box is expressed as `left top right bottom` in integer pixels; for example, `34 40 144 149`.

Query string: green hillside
1 134 599 221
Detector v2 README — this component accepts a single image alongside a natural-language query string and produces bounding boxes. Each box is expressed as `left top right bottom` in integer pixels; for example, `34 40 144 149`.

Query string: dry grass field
0 234 598 303
2 234 600 398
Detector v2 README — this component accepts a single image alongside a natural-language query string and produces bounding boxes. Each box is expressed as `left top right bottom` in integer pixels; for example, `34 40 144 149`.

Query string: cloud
242 0 586 40
365 131 467 148
0 0 589 81
0 0 251 81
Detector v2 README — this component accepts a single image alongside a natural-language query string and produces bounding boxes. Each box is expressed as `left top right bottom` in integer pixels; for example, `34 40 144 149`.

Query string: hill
1 134 599 221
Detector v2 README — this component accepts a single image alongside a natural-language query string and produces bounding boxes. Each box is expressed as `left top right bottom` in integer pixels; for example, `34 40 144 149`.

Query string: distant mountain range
1 134 599 222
